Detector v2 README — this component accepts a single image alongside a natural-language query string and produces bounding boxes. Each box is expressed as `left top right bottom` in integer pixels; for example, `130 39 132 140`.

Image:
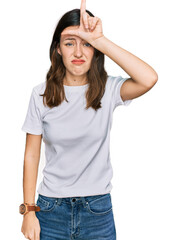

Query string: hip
35 192 116 240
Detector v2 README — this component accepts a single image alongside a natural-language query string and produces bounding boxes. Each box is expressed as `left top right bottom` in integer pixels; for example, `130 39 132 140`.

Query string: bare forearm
91 36 158 87
23 157 39 204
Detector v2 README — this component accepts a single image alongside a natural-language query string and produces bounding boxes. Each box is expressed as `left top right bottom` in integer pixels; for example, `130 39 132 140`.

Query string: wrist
90 35 106 48
23 211 36 218
24 202 36 205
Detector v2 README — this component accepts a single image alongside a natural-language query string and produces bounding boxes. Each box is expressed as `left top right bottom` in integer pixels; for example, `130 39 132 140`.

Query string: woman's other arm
23 133 42 205
21 133 42 240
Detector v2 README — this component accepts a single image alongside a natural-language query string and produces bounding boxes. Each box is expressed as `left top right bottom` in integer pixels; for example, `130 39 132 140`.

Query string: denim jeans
35 193 116 240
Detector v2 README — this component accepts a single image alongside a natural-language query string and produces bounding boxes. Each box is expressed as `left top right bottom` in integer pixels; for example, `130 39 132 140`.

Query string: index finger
80 0 86 14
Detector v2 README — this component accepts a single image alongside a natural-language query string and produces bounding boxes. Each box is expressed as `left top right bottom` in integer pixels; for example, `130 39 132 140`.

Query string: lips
72 60 85 63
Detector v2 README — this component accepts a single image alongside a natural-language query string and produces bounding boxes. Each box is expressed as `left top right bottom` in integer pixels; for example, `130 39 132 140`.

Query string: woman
20 0 158 239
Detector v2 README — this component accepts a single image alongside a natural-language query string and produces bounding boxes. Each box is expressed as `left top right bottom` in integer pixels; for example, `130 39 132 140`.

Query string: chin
71 69 88 76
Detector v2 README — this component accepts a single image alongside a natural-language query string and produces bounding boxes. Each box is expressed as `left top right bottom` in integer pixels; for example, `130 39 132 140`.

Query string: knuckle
28 234 33 239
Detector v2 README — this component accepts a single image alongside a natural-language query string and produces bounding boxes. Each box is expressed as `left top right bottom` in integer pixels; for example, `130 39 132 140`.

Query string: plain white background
0 0 176 239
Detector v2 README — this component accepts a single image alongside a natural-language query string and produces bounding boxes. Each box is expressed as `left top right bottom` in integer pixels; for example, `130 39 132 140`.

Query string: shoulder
32 81 46 96
106 75 125 90
30 81 47 109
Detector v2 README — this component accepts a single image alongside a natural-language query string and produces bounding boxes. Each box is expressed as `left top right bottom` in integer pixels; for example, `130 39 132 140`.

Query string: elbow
153 72 158 82
146 74 158 88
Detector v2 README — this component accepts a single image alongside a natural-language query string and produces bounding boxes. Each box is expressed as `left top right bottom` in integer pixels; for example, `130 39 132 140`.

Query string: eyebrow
63 37 86 42
64 38 76 41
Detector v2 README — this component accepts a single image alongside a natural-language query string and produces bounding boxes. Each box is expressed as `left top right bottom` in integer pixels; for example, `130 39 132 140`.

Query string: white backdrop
0 0 176 239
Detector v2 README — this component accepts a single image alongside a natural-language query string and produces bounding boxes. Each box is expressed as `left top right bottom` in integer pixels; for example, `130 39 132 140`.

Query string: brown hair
40 8 108 111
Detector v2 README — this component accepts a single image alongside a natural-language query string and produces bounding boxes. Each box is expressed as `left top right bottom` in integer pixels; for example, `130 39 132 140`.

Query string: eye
65 43 73 46
84 42 92 47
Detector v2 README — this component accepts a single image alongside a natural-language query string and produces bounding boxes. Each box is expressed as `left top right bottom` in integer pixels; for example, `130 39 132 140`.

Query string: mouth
71 60 85 65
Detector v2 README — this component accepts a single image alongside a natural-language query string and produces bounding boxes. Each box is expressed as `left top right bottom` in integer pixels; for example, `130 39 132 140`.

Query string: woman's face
57 26 95 77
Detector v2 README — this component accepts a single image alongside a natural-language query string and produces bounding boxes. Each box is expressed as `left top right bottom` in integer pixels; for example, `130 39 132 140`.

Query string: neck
63 72 88 86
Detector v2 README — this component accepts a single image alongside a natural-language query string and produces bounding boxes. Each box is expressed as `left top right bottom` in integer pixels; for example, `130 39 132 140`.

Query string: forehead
62 35 84 41
60 26 83 42
61 35 84 42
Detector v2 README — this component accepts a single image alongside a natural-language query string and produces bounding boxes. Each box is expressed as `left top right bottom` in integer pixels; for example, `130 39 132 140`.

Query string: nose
74 44 83 58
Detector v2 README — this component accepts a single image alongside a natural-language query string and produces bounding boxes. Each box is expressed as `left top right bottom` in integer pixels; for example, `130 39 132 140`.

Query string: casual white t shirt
21 75 132 198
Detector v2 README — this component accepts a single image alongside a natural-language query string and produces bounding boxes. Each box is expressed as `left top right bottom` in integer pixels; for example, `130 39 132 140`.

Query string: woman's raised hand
61 0 104 45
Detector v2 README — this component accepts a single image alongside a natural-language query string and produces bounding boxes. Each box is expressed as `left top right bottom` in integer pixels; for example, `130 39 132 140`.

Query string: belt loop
81 196 88 208
56 197 62 205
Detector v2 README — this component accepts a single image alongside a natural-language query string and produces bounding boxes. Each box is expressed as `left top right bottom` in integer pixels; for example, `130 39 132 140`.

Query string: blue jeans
35 193 116 240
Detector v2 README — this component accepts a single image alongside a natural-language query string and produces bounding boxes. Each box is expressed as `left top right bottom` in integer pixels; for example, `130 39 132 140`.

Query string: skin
57 28 95 86
21 0 158 239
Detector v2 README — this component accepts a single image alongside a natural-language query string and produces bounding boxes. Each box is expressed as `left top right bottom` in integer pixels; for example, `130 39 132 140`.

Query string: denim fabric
35 193 116 240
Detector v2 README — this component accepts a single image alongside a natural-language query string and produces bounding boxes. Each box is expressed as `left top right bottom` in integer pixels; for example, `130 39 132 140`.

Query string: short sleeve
111 76 132 109
21 88 43 135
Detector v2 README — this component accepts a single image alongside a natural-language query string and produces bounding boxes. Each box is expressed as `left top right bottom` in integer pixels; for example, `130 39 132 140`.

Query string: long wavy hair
40 8 108 111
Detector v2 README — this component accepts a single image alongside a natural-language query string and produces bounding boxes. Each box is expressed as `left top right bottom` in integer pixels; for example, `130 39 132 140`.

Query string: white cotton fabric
21 75 132 198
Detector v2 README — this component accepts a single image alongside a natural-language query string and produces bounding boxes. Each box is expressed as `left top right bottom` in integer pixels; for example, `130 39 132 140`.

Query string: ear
57 47 62 56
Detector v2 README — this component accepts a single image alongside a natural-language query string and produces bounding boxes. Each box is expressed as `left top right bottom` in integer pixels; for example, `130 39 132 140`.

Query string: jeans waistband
38 193 110 207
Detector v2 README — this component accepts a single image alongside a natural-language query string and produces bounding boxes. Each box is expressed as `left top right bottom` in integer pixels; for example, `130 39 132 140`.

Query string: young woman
20 0 158 239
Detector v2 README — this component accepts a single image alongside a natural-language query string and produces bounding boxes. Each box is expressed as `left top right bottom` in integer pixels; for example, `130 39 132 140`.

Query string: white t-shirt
21 75 132 198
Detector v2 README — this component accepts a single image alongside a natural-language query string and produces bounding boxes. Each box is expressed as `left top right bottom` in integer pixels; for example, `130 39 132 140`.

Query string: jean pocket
36 194 57 212
86 193 112 216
